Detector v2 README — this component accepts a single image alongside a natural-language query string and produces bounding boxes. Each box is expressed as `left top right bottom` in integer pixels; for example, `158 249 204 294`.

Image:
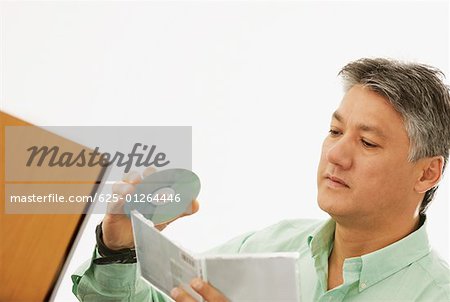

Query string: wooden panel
0 112 102 301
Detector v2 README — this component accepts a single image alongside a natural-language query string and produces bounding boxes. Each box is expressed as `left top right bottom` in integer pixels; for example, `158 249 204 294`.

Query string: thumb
155 200 200 231
182 199 200 216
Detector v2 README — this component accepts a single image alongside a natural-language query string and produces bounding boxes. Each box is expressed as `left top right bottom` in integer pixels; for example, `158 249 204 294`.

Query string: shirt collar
307 216 431 292
359 216 431 290
307 218 335 258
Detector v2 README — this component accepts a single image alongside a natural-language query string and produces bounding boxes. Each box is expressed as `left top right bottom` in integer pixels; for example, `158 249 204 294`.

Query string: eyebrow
332 111 388 140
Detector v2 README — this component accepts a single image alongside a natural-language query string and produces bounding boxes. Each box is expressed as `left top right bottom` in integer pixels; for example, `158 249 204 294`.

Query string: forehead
334 85 408 140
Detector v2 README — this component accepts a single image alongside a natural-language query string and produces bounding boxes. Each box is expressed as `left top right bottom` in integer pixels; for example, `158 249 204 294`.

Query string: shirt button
360 282 367 289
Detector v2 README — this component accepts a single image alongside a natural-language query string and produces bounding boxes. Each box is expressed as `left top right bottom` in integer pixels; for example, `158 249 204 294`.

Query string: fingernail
191 278 203 290
170 287 180 298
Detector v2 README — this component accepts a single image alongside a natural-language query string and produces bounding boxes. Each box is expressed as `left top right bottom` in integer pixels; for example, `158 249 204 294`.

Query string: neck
330 214 421 264
326 214 421 291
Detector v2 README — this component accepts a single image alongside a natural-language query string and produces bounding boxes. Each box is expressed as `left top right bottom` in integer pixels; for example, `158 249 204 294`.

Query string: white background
1 1 449 301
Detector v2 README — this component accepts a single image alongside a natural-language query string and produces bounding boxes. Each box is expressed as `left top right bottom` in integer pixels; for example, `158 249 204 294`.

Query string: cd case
131 210 301 302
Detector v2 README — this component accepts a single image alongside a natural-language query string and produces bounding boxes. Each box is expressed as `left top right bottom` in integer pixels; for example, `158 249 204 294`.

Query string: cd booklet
131 210 301 302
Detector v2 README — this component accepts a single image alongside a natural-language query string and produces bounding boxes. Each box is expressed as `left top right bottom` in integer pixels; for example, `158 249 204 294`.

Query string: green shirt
72 218 450 301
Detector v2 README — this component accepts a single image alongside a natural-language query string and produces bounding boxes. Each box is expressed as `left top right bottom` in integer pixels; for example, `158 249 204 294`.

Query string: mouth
325 174 350 188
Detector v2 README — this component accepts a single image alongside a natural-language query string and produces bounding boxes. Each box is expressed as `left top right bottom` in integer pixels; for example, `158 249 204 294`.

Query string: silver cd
124 168 201 225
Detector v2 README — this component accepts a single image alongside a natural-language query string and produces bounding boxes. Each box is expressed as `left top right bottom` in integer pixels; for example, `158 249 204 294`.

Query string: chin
317 194 334 213
317 192 348 217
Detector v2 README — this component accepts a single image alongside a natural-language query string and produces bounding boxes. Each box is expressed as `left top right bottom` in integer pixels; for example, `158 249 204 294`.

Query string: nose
325 136 353 170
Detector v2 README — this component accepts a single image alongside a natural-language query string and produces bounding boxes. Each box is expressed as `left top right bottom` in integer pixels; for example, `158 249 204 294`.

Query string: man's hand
171 278 228 302
102 167 200 250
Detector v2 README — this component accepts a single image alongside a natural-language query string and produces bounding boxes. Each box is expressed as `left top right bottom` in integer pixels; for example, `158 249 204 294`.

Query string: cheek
353 160 410 201
355 166 386 195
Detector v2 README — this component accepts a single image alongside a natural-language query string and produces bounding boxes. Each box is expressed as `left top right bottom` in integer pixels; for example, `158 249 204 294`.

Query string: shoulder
264 218 324 235
412 250 450 300
205 219 325 255
247 218 323 241
239 218 324 252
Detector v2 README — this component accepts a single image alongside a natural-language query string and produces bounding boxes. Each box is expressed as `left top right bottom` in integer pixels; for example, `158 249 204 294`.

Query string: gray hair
338 58 450 214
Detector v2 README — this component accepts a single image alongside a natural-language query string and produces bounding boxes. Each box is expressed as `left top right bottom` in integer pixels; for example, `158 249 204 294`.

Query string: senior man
72 58 450 301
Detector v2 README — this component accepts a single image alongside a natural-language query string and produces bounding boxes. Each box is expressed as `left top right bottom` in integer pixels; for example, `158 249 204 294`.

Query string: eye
361 139 378 148
328 129 342 137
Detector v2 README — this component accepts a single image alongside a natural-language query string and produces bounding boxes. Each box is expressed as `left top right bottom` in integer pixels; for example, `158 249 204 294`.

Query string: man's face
317 85 420 223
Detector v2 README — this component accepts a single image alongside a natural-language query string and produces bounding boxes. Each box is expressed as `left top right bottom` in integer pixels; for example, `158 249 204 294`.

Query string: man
72 58 450 301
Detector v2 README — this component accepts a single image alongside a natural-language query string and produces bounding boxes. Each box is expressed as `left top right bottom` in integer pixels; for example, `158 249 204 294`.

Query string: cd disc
123 168 201 225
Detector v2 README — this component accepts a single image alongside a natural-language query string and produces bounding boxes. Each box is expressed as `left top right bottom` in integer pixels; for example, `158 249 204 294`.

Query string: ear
414 156 444 194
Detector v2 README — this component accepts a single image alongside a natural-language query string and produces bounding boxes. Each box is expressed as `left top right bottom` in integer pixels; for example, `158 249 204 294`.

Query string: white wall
1 1 448 301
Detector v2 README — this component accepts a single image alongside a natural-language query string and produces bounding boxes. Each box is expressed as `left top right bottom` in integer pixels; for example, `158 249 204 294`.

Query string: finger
154 222 168 231
171 287 197 302
155 200 200 231
122 171 142 184
142 166 157 177
181 200 200 216
108 181 136 214
112 181 136 196
190 278 228 302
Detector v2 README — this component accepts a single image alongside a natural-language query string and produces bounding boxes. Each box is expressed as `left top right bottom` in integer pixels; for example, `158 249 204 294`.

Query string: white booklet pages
131 210 301 302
